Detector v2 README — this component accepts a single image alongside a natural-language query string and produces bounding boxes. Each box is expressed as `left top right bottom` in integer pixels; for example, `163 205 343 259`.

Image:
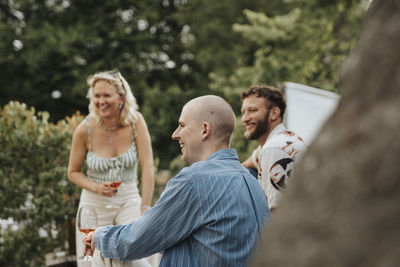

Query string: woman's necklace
100 124 120 131
99 122 121 144
106 132 115 144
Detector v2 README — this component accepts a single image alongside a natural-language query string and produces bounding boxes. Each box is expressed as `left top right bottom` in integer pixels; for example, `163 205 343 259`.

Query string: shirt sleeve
94 170 201 261
260 146 292 209
251 146 260 167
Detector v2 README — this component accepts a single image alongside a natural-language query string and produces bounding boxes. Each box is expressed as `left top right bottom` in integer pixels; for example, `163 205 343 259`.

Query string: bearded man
241 85 307 212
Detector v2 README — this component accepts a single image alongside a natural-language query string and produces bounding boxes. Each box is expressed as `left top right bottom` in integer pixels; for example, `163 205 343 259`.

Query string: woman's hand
93 182 117 197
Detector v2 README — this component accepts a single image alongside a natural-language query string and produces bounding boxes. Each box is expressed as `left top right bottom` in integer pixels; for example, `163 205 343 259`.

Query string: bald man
85 95 269 266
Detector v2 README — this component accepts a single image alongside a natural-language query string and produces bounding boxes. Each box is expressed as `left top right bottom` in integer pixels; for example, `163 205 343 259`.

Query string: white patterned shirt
252 123 307 209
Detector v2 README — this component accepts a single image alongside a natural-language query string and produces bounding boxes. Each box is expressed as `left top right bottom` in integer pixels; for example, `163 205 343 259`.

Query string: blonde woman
68 70 155 266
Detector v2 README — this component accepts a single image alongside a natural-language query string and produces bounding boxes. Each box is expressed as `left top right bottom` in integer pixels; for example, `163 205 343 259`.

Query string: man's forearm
93 212 165 260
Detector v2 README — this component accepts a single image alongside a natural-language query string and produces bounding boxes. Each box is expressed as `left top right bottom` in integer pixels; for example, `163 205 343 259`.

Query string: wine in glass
77 205 98 262
105 181 122 209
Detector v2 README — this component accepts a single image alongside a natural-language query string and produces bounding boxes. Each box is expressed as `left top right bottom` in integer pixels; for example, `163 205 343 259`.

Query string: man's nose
171 128 179 140
241 113 249 123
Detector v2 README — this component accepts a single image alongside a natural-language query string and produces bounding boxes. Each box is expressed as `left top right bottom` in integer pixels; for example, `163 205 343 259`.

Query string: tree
209 0 367 113
0 0 197 169
252 0 400 265
174 0 287 78
0 102 83 265
0 0 190 117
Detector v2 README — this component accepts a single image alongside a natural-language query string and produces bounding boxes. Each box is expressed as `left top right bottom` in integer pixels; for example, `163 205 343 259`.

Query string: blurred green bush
0 101 83 266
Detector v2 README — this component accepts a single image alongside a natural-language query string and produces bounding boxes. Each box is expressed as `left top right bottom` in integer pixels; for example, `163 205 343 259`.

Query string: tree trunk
251 1 400 266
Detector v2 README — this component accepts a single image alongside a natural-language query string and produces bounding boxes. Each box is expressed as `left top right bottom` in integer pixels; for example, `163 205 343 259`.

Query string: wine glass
105 181 122 209
77 206 97 262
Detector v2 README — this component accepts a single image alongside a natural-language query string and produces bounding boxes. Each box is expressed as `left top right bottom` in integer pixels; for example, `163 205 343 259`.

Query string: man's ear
201 122 211 140
269 107 281 121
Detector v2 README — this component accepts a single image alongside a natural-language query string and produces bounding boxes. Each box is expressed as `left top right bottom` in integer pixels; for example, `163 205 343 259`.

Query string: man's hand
83 230 96 256
242 156 257 169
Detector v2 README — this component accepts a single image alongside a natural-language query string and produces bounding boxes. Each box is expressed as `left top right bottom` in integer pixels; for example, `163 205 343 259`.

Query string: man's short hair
241 85 286 118
191 95 236 146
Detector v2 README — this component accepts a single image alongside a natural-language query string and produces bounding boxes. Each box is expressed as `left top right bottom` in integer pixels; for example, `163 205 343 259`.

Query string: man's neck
258 121 282 147
199 143 229 162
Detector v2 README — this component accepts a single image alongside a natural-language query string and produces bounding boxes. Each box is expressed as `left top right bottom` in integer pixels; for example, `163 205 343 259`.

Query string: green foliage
1 0 367 171
0 102 82 266
174 0 289 77
0 0 197 169
210 0 367 113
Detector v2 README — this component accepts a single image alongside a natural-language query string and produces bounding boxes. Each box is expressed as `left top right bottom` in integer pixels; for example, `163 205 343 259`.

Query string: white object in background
283 82 340 146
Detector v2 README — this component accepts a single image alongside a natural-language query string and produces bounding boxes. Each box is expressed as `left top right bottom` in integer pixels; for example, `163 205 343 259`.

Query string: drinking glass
77 206 97 262
105 181 122 209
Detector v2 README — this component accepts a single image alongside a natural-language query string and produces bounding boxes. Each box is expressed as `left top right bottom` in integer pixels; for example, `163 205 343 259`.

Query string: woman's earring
119 103 123 110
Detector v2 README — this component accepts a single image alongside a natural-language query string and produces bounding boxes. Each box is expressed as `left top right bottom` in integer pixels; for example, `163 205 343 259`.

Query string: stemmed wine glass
105 181 122 209
77 205 98 262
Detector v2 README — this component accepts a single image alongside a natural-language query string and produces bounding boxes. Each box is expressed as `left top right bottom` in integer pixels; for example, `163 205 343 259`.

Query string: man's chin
244 132 256 140
182 155 189 163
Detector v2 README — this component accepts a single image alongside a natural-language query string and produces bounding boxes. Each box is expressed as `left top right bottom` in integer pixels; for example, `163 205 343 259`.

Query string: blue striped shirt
94 149 269 266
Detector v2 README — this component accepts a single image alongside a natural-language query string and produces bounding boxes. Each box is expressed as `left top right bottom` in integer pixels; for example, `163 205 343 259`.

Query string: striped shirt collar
205 148 238 161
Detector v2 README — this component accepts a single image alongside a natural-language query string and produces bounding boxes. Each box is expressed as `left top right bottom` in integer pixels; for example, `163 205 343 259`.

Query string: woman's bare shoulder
73 119 89 138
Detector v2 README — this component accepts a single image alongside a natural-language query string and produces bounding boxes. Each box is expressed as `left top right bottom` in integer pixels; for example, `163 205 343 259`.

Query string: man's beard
245 112 270 140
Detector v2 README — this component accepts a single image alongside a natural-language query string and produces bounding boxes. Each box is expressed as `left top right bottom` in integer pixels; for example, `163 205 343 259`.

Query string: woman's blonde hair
86 70 138 126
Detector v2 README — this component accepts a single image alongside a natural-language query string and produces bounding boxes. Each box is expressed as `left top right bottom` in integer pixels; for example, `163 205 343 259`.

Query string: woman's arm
67 122 113 196
134 112 155 214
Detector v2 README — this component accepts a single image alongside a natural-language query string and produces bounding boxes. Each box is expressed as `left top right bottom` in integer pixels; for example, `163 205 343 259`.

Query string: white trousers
76 182 154 267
